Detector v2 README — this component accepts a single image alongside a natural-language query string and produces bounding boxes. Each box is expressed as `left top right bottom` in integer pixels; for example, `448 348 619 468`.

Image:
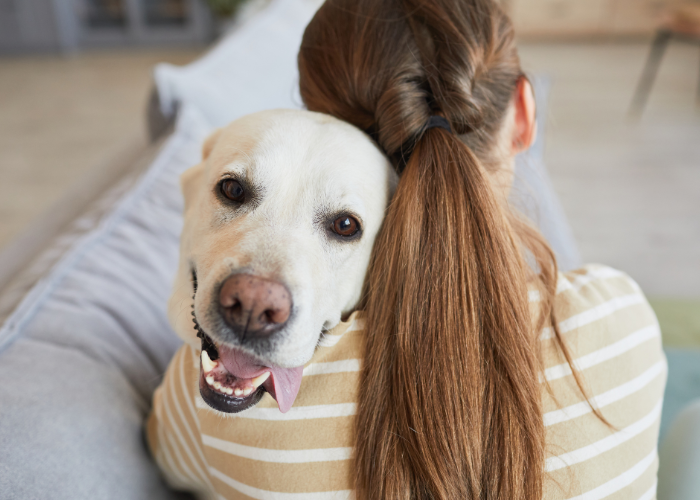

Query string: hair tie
363 115 453 146
364 115 455 174
423 115 452 134
393 115 452 172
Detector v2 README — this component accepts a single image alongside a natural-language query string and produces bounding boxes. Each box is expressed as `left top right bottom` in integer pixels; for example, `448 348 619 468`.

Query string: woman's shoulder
541 264 666 499
540 263 664 411
543 263 662 377
552 264 657 331
543 263 663 378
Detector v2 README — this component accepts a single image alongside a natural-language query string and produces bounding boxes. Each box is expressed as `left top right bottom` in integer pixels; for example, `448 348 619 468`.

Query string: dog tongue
218 345 303 413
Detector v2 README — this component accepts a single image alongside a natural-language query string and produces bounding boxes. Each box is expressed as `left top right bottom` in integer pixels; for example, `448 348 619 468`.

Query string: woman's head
298 0 537 185
299 1 556 499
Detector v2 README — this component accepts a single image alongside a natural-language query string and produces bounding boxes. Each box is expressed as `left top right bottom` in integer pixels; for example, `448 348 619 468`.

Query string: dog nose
219 274 291 340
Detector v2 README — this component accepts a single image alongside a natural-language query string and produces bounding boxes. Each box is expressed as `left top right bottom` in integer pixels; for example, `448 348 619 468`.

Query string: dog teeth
205 375 234 395
202 355 266 398
251 372 270 389
201 350 217 373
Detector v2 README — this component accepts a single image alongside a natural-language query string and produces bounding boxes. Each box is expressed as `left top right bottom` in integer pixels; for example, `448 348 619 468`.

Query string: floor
0 48 201 251
0 41 698 298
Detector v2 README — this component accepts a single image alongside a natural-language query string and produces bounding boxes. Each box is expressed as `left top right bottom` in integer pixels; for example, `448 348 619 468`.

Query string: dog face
168 109 396 413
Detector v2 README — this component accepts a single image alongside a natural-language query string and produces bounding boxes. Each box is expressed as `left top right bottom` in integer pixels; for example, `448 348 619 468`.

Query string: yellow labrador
166 109 396 414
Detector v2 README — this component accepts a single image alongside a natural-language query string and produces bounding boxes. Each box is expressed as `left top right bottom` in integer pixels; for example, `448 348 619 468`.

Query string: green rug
648 299 700 442
650 299 700 348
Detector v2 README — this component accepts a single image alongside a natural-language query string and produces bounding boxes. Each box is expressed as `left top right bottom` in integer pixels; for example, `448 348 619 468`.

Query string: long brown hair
299 1 578 498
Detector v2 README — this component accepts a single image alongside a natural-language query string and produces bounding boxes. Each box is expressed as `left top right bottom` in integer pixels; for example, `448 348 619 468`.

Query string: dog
166 109 397 415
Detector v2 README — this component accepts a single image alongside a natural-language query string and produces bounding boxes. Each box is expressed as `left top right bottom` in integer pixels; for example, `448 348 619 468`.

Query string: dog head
168 109 396 413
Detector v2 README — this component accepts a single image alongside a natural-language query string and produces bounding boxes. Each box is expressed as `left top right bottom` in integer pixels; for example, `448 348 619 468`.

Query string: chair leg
629 30 672 119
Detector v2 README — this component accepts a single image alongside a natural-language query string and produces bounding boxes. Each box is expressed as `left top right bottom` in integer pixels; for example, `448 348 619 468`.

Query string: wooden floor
0 42 697 297
0 48 201 252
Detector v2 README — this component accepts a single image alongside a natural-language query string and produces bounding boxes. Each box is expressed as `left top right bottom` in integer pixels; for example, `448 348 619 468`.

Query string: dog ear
178 127 223 207
202 127 223 160
168 129 223 345
170 164 204 345
180 127 223 208
180 162 205 211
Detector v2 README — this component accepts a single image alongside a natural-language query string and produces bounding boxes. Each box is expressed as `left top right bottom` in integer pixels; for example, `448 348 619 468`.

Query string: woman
147 0 664 498
298 0 665 498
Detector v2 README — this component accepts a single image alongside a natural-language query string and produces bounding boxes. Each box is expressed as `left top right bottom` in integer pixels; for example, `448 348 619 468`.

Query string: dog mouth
195 322 304 414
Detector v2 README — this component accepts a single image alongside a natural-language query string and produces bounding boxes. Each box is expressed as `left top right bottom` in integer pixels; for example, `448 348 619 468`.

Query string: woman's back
540 266 664 498
295 1 666 495
149 264 665 499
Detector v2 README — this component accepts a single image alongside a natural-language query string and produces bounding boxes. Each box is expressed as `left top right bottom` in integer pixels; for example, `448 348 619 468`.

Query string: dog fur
167 109 397 374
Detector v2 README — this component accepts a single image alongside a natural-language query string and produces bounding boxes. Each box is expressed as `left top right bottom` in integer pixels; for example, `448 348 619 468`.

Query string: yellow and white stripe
148 264 666 499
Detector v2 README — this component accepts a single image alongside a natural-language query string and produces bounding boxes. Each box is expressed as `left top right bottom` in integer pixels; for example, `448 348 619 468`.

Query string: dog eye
332 216 360 237
220 179 245 203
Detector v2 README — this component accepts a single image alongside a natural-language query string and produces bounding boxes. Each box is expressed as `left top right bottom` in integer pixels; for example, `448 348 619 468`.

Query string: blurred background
0 1 698 355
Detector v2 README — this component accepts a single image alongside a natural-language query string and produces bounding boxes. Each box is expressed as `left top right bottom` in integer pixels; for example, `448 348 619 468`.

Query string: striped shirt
147 264 666 499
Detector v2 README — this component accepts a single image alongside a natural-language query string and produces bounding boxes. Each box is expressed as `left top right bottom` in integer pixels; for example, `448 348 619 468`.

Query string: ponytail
356 126 543 499
298 0 591 498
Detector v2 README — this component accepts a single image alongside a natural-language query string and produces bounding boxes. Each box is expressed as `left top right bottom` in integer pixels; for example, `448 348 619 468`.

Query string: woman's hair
299 1 582 498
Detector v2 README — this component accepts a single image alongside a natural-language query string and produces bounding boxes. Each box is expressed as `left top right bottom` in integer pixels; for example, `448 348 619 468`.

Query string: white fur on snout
168 109 397 369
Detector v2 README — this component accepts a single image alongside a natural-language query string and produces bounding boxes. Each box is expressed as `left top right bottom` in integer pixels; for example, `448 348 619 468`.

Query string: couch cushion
0 105 212 499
